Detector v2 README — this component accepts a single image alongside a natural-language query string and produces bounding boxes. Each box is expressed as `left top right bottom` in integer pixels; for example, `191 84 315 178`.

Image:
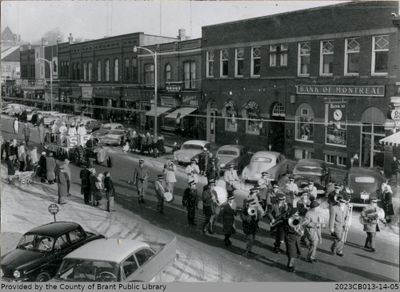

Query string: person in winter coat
303 200 323 263
163 160 177 195
38 151 47 182
6 155 17 183
182 180 198 226
154 174 167 214
13 117 19 137
22 123 31 146
379 181 395 223
80 165 91 204
220 195 237 247
45 152 56 184
94 173 105 207
56 163 69 204
104 171 115 212
38 118 45 145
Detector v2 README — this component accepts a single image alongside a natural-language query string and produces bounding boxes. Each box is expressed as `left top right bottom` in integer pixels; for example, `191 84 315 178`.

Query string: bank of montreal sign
296 85 385 97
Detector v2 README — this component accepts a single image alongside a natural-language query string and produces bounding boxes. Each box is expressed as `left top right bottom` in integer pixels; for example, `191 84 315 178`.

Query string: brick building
200 0 400 172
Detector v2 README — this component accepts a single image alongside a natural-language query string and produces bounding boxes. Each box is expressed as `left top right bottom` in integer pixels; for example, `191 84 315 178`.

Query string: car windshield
218 150 238 156
294 166 323 174
17 234 55 253
252 157 273 163
182 144 203 150
353 176 376 184
108 130 124 135
56 259 119 282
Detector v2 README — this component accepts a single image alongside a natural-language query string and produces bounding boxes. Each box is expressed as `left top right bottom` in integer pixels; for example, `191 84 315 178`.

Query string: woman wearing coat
379 182 395 223
220 195 237 247
45 152 56 184
104 171 115 212
57 163 69 204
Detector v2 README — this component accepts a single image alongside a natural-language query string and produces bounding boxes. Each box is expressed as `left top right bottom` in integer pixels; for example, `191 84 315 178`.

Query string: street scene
1 0 400 283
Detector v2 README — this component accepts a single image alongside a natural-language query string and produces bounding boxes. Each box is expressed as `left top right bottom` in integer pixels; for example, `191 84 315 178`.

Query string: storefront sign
296 85 385 97
166 84 182 93
182 94 199 107
328 103 346 122
94 87 120 97
81 86 93 100
161 96 179 107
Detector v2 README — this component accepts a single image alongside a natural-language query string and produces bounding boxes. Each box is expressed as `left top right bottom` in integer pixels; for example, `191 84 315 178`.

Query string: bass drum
212 186 228 205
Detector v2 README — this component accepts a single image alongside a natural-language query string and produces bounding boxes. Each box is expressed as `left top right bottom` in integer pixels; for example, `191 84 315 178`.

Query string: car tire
36 271 51 282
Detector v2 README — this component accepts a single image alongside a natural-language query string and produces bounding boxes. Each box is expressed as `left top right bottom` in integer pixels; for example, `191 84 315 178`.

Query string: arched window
97 60 101 81
222 99 238 132
242 101 261 135
165 64 172 83
114 58 119 82
295 103 314 142
105 59 110 82
271 102 285 117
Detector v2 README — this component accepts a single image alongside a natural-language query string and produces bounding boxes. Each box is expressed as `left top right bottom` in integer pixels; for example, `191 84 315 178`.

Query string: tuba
288 212 305 236
246 195 264 220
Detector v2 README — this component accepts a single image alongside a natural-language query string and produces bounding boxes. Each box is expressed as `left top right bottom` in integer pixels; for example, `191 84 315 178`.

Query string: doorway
206 99 217 143
270 102 286 152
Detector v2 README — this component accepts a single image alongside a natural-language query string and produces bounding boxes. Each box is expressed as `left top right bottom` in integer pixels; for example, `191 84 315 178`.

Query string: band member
303 200 322 263
220 195 237 247
268 192 292 254
206 158 220 183
186 159 200 184
257 177 269 210
361 194 385 252
154 174 167 214
304 181 318 200
286 176 299 195
329 194 350 256
183 180 198 226
224 164 240 196
202 179 218 234
130 159 149 204
328 184 341 224
284 212 303 272
266 182 280 210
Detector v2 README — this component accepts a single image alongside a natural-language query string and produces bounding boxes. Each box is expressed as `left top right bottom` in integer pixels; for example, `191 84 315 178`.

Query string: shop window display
295 106 314 142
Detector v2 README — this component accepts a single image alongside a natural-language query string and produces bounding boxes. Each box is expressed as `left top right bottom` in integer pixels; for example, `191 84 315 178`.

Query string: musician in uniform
186 159 200 184
284 212 303 272
154 174 167 214
361 194 385 252
206 158 220 183
257 177 269 210
220 195 237 247
286 176 299 195
224 164 240 197
303 200 322 263
183 180 198 226
304 181 318 200
329 194 350 256
328 184 341 226
202 179 218 234
130 159 149 204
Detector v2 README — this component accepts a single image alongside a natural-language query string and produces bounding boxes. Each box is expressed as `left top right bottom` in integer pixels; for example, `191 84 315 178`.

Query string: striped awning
379 131 400 146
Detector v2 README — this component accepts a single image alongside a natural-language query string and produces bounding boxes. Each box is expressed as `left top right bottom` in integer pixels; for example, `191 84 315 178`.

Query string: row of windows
205 35 389 78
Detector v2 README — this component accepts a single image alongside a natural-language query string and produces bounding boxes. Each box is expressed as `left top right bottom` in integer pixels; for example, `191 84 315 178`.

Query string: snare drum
163 192 174 203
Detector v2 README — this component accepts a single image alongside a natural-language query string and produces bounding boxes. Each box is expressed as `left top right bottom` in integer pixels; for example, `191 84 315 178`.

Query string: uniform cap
139 159 144 163
276 192 286 200
250 187 260 193
261 171 268 175
208 179 216 185
310 201 320 208
188 180 196 186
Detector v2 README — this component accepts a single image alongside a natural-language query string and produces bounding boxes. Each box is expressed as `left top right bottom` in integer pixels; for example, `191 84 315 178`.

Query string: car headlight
220 163 226 168
13 270 20 279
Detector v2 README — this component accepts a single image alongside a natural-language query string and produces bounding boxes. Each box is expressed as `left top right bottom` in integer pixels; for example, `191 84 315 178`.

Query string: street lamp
38 57 53 111
133 46 158 139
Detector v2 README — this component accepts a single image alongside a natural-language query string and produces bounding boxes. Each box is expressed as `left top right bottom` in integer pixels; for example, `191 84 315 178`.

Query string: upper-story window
88 62 92 81
132 57 137 81
235 48 244 77
83 63 87 81
298 42 311 76
114 58 119 82
270 44 288 67
320 40 334 76
220 49 229 77
165 64 172 83
372 35 389 75
105 59 110 82
184 61 196 89
144 64 154 86
125 58 130 81
76 63 80 80
251 47 261 77
206 51 214 78
344 37 360 76
97 60 101 81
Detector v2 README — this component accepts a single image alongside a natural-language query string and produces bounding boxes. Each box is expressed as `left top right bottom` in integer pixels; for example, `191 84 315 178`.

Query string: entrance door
207 110 216 142
361 123 385 168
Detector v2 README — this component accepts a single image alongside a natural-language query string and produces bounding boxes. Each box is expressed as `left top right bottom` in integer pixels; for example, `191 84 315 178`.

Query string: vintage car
53 237 177 282
173 140 211 164
241 151 289 183
43 112 72 127
98 129 126 146
216 145 251 174
292 159 330 195
92 123 125 139
67 116 102 133
0 221 104 282
345 167 386 207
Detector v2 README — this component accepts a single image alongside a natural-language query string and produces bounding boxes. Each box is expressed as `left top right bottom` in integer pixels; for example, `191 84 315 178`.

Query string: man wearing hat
224 164 240 196
303 200 322 263
198 147 211 175
186 159 200 184
202 179 218 234
285 176 299 196
329 194 350 256
206 157 220 183
360 194 384 252
183 180 198 226
304 180 318 200
154 174 167 214
80 164 92 205
328 184 341 226
130 159 149 204
220 195 237 247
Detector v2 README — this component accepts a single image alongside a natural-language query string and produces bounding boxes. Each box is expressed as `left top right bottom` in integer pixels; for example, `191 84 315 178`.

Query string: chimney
68 33 73 44
178 29 186 41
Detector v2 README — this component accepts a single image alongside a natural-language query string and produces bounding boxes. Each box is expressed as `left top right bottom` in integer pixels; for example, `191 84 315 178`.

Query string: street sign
48 203 59 222
391 109 400 121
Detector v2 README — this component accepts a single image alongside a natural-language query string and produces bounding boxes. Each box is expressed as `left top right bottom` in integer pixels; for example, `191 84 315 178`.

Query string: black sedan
1 221 104 282
292 159 331 195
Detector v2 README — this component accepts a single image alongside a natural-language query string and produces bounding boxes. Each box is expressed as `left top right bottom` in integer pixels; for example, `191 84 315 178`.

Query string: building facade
201 0 400 172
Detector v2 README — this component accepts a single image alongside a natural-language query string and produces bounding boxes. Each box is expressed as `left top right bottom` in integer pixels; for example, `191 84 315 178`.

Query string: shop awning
379 131 400 146
165 107 197 119
145 106 172 117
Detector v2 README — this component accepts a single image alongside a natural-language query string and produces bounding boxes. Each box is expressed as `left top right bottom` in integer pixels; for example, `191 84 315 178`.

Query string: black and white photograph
1 0 399 285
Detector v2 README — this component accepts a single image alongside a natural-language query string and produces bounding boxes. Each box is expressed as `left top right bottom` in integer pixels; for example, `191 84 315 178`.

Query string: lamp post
38 57 53 111
133 46 158 139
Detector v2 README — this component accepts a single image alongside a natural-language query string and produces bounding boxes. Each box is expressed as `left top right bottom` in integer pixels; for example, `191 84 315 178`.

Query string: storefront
93 86 122 120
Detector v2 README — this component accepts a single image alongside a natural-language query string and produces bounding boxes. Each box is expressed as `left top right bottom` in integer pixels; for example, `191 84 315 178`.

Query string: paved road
1 116 399 281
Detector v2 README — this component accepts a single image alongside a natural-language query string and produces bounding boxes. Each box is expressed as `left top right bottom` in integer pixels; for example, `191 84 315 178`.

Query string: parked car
98 129 126 146
292 159 330 195
0 221 104 282
345 167 386 207
53 237 177 282
216 145 251 174
92 123 125 139
173 140 211 164
241 151 289 183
